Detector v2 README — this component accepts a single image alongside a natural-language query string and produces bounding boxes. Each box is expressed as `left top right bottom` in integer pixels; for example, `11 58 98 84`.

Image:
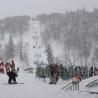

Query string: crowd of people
0 60 18 84
36 63 98 85
0 59 98 85
48 63 83 84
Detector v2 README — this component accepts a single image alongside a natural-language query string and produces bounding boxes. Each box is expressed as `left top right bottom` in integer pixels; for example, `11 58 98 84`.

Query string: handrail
85 79 98 88
61 82 72 89
61 81 80 91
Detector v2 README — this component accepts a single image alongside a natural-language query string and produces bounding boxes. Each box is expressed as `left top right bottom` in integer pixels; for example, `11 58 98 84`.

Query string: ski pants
7 72 17 83
50 73 58 84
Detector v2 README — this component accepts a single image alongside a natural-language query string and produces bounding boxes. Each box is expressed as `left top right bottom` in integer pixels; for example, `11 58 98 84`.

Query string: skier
5 60 18 84
5 62 12 84
10 60 18 84
49 64 59 84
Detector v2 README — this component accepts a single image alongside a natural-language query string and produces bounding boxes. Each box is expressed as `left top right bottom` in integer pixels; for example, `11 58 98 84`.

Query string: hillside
0 72 98 98
0 9 98 68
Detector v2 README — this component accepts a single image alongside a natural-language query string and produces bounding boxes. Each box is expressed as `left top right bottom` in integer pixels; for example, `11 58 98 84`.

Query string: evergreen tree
36 65 45 78
5 34 15 61
68 66 74 78
45 65 51 77
89 66 94 77
83 66 88 79
60 65 69 80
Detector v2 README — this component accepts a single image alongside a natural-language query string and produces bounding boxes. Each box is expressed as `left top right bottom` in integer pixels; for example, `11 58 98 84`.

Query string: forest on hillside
0 16 30 66
0 9 98 67
0 16 30 38
37 9 98 67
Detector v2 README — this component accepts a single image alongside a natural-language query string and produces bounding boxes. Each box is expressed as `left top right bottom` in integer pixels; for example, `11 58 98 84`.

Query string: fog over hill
0 9 98 67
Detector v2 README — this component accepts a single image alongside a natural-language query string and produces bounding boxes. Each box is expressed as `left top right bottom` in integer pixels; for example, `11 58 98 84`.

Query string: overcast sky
0 0 98 18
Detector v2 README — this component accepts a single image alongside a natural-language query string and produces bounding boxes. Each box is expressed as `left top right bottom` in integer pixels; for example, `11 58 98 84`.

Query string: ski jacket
50 64 59 74
10 61 16 73
5 63 11 73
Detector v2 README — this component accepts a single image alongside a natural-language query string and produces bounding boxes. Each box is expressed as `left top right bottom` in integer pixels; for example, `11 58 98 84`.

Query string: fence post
72 82 79 91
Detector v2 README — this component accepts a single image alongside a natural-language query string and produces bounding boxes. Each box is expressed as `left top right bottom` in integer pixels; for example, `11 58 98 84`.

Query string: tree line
36 64 98 80
37 8 98 67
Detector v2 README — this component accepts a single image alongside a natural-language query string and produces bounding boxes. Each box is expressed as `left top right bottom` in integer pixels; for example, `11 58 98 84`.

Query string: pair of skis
2 82 24 85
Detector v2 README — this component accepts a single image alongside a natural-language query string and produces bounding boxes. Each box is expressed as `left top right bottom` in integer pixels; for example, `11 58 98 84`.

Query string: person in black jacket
10 60 18 84
49 64 59 84
5 62 12 84
5 60 18 84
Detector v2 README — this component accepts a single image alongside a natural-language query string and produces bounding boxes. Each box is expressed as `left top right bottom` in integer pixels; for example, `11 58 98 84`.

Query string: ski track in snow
0 73 98 98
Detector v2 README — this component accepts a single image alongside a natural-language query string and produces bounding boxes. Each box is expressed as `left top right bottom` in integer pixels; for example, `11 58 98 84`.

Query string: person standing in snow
49 64 59 84
5 60 18 84
10 60 18 84
5 62 12 84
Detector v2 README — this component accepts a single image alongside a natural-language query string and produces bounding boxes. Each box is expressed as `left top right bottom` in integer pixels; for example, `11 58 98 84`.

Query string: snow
0 19 98 98
22 19 47 68
0 72 98 98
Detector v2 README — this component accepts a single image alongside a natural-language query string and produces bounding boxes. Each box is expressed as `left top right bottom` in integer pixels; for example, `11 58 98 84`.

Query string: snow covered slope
0 73 98 98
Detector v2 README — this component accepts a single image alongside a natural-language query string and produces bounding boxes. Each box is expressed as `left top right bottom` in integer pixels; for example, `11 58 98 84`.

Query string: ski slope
0 73 98 98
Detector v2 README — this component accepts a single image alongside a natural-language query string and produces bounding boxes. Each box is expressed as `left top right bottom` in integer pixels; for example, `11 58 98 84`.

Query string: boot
49 82 53 84
13 81 17 84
